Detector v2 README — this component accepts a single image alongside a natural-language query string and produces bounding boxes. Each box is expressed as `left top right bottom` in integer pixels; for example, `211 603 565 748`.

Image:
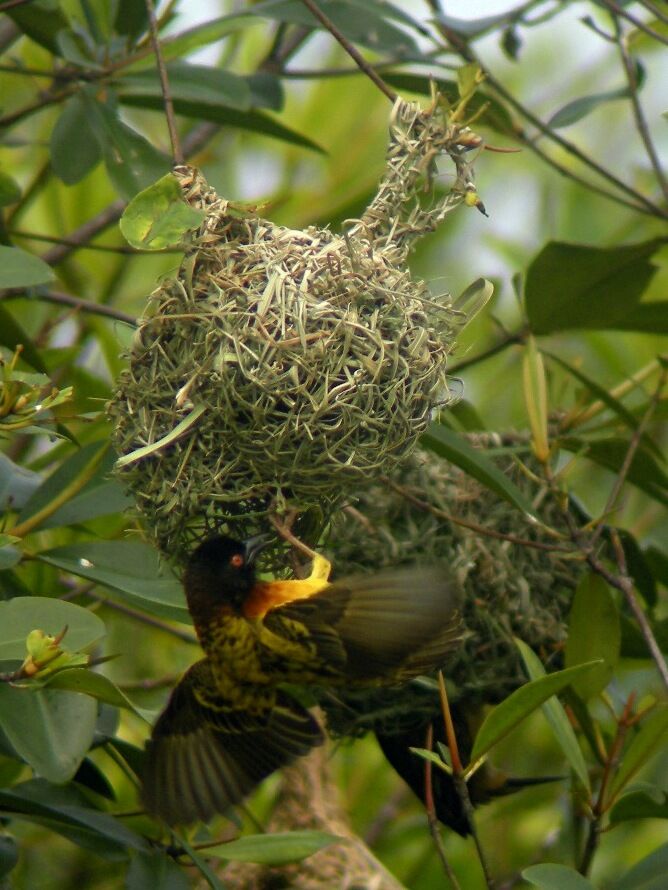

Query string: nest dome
110 100 480 559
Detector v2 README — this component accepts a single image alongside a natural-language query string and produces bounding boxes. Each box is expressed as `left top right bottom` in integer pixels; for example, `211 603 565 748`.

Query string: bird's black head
184 534 268 619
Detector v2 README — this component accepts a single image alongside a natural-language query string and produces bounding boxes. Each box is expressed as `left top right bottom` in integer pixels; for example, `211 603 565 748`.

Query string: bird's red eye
230 554 244 568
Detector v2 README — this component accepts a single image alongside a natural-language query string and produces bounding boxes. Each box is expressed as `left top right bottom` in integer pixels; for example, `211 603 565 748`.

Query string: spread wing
141 659 323 826
267 567 463 682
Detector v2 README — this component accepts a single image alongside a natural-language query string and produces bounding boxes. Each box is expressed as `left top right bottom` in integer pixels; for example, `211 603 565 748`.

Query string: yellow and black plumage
141 535 463 825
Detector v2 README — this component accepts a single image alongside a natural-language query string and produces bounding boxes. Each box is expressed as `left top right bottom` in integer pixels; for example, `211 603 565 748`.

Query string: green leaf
609 841 668 890
0 779 149 858
5 1 70 55
0 452 42 511
610 787 668 824
206 830 341 865
36 541 188 623
50 94 102 185
421 423 535 516
175 835 226 890
117 62 252 111
15 440 109 534
516 639 590 792
127 850 190 890
523 336 549 461
0 833 18 879
0 246 54 288
609 706 668 802
525 240 665 335
82 92 171 201
523 863 597 889
469 660 603 766
612 301 668 334
0 597 105 661
114 0 148 40
0 685 97 783
119 173 205 250
548 84 639 129
408 747 452 773
119 96 325 153
43 668 152 722
565 573 620 700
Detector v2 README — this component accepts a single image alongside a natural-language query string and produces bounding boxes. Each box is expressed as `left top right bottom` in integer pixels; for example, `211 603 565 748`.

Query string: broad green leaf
523 863 596 889
609 841 668 890
469 660 603 766
15 440 109 534
117 63 252 111
609 706 668 802
565 573 620 700
82 92 171 201
421 423 535 516
613 301 668 334
0 598 105 661
516 639 590 792
5 1 70 54
119 96 325 153
246 72 284 111
0 685 97 783
0 779 149 857
0 246 54 288
0 452 42 511
207 830 341 865
39 479 133 530
560 437 668 507
50 94 102 185
114 0 148 40
36 541 188 623
610 787 668 824
119 173 205 250
457 62 481 100
127 850 190 890
44 668 152 721
525 240 665 335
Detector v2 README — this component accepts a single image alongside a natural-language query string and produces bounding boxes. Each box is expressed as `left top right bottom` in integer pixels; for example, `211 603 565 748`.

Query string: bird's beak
243 533 271 566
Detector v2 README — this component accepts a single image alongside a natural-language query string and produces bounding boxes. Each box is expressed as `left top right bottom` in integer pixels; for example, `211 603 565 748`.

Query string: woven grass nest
322 442 581 735
110 98 483 561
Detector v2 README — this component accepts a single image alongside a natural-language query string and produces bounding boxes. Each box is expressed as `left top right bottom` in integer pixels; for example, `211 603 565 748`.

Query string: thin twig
383 477 572 553
298 0 397 102
144 0 182 164
0 290 137 326
426 0 667 219
609 531 668 692
437 673 495 889
601 0 668 47
269 513 318 560
637 0 668 26
612 15 668 201
10 229 180 254
424 724 462 889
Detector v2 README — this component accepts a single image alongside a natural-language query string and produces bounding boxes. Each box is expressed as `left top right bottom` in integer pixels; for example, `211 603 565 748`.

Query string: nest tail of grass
109 98 482 566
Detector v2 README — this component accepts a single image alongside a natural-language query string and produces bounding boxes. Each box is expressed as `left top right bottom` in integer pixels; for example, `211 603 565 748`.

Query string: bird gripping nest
109 97 485 562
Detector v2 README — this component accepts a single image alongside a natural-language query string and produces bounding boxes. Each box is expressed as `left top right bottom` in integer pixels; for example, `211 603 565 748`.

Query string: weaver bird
141 534 462 825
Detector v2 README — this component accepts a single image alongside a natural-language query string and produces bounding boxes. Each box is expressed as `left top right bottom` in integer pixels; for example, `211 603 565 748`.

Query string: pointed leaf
565 573 620 700
43 668 152 721
117 62 252 111
206 831 341 865
523 863 597 889
609 706 668 802
516 639 590 791
610 787 668 824
50 94 102 185
421 423 535 516
0 246 54 288
469 660 603 765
